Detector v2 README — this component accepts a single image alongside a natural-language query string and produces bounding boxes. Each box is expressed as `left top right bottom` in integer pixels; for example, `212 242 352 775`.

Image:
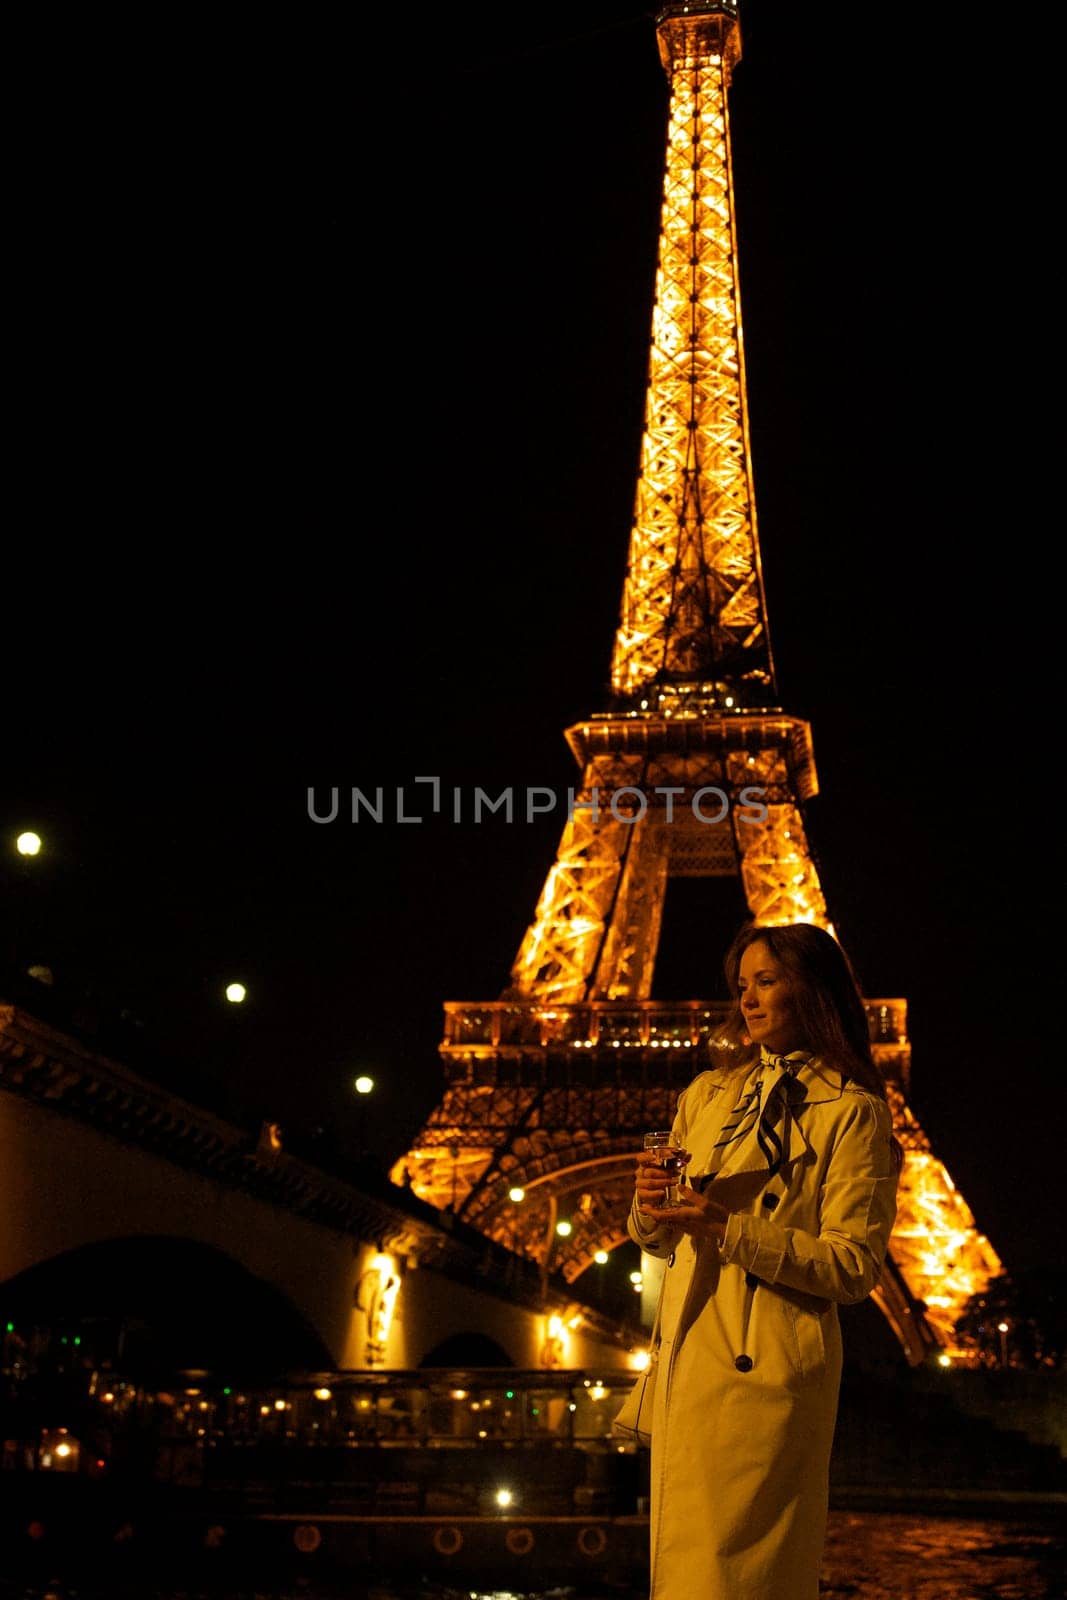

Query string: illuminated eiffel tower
392 2 1001 1363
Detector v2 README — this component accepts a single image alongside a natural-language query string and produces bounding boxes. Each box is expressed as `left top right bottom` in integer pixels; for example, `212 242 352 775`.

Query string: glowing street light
594 1250 609 1265
997 1321 1009 1367
225 983 247 1004
352 1077 377 1167
508 1186 525 1203
11 831 47 988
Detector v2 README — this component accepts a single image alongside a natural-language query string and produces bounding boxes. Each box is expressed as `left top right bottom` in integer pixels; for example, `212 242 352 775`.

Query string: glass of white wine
644 1130 685 1207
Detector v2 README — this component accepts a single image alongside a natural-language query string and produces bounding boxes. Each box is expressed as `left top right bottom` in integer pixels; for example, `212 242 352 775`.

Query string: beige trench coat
628 1056 899 1600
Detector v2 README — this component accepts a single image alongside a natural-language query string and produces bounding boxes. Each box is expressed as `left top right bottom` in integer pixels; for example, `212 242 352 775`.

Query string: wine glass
644 1129 685 1207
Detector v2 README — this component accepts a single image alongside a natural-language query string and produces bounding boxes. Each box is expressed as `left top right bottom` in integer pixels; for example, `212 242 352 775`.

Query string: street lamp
997 1321 1009 1368
353 1075 375 1166
505 1187 526 1256
10 829 45 990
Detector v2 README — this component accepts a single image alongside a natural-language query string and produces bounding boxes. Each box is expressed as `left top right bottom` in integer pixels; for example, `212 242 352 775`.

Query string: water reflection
367 1515 1064 1600
819 1512 1066 1600
2 1513 1063 1600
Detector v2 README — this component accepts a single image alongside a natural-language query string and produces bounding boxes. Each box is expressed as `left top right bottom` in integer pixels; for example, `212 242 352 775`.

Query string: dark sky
4 3 1054 1288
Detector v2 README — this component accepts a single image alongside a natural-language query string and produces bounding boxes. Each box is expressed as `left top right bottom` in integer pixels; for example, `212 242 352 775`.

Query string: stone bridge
0 1002 643 1380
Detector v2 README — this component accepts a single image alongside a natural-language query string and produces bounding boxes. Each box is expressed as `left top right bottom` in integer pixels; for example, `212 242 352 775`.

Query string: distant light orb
997 1322 1009 1333
495 1488 513 1508
508 1186 525 1203
937 1353 952 1368
16 832 42 857
354 1075 374 1095
555 1219 572 1237
594 1250 609 1265
225 983 247 1004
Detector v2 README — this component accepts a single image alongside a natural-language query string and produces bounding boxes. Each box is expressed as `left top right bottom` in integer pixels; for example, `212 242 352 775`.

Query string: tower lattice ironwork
391 2 1000 1364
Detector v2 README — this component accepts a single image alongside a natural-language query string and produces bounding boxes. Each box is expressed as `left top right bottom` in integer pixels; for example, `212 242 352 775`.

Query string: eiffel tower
392 2 1001 1365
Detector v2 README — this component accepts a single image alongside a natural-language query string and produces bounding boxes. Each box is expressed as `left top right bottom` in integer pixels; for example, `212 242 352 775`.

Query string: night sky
4 3 1053 1290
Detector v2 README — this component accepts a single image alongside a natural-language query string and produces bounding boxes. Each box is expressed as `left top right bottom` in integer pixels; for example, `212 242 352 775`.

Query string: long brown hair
717 921 890 1103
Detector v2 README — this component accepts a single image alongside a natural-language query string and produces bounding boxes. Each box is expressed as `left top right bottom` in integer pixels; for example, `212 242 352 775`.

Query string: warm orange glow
541 1315 569 1368
612 17 767 704
388 2 1001 1371
356 1250 402 1366
39 1431 80 1471
739 806 833 934
888 1145 1003 1356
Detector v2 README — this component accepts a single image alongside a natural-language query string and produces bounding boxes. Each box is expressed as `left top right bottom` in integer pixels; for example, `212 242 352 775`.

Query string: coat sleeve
719 1092 899 1305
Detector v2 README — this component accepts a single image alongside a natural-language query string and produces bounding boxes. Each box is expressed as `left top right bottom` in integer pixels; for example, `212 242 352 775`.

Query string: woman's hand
634 1146 690 1217
639 1169 731 1246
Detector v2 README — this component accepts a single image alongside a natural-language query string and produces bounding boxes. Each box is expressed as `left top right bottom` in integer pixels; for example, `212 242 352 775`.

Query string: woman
630 921 901 1600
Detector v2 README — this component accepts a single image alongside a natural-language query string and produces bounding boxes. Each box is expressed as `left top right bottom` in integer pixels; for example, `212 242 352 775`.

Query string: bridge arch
419 1331 515 1368
0 1235 333 1380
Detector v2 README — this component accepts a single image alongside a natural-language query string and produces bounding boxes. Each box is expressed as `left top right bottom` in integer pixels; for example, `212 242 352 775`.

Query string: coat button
734 1355 753 1372
744 1272 759 1289
762 1193 779 1210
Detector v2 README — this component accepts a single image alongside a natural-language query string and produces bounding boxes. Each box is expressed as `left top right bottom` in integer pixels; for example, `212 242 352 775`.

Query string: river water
3 1511 1064 1599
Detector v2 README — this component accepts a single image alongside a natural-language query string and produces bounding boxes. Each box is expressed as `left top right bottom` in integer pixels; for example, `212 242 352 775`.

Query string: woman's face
737 939 803 1055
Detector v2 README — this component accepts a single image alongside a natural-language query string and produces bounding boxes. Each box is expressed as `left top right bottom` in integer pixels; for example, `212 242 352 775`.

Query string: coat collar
691 1048 849 1189
702 1049 846 1107
782 1051 847 1106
